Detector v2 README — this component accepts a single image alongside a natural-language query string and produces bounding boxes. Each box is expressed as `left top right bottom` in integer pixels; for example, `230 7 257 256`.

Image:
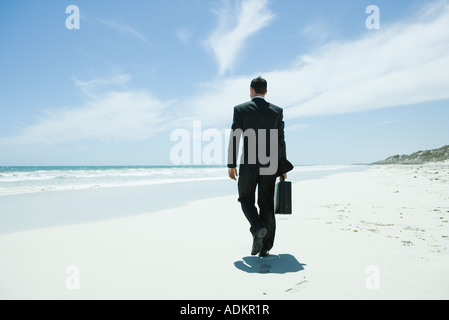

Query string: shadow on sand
234 254 306 274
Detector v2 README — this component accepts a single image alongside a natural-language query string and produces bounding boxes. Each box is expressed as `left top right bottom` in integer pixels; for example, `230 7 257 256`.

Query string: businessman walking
228 77 290 257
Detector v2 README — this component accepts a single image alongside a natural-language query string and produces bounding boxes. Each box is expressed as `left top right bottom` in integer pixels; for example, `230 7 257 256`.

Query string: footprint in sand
286 278 309 293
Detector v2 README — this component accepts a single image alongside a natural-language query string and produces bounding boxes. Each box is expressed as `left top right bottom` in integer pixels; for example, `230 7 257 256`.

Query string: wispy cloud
301 21 331 44
3 1 448 149
280 1 449 119
189 1 449 126
73 73 131 97
205 0 275 75
176 28 193 45
98 19 151 46
0 75 173 146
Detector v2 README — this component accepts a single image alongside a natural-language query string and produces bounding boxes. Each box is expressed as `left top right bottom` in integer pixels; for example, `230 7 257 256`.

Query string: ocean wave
293 165 355 172
0 165 359 196
0 167 225 182
0 176 228 196
0 166 228 196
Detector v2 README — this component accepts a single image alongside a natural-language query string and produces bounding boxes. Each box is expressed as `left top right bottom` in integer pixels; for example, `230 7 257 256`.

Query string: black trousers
238 166 277 251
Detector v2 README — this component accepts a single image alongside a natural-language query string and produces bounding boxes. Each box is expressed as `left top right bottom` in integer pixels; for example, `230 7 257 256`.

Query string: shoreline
0 163 448 299
0 164 362 197
0 165 365 235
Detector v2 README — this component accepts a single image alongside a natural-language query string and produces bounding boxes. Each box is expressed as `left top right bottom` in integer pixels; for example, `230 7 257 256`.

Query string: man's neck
252 95 265 100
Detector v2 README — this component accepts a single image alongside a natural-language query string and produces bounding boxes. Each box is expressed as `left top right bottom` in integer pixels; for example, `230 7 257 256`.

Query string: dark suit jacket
227 97 292 176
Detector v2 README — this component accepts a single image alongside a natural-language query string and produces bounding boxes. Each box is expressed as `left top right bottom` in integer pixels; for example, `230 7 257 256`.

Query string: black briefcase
274 180 292 214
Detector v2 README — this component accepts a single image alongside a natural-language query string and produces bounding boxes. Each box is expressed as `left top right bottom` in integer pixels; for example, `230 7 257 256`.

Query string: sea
0 165 362 197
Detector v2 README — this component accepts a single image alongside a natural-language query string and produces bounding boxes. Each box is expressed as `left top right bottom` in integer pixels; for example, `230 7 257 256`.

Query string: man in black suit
228 77 288 257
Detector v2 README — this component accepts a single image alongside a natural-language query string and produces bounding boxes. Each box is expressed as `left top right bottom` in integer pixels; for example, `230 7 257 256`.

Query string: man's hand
228 168 238 181
280 173 287 181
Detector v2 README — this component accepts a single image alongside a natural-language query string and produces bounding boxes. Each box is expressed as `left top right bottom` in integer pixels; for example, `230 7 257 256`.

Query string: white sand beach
0 163 448 300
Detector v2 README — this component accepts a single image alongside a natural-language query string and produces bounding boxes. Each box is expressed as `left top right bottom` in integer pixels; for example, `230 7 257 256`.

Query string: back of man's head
251 77 268 95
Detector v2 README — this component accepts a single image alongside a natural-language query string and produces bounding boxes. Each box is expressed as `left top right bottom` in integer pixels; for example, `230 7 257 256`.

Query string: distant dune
373 145 449 165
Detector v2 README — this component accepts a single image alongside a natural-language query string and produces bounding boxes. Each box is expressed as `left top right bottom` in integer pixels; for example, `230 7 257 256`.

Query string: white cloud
205 0 275 75
73 73 131 97
176 29 193 45
3 1 449 148
98 19 151 46
281 2 449 119
301 21 331 44
0 76 173 146
188 1 449 126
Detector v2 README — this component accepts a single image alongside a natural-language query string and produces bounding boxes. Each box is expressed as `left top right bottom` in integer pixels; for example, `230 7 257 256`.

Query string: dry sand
0 163 448 299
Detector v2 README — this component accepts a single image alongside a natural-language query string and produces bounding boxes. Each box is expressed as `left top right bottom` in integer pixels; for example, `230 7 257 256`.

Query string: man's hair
250 77 267 94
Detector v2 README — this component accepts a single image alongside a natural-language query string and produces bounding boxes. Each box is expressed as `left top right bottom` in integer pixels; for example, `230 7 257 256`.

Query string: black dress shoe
251 227 267 256
259 248 269 257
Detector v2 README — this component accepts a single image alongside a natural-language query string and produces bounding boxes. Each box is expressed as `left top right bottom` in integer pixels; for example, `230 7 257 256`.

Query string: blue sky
0 0 448 166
